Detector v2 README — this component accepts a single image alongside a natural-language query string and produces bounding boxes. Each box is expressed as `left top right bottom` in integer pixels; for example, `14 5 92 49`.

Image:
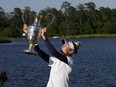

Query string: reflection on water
0 38 116 87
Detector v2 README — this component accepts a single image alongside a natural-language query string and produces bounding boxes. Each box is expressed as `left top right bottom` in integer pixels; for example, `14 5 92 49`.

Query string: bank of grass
66 34 116 38
0 37 11 43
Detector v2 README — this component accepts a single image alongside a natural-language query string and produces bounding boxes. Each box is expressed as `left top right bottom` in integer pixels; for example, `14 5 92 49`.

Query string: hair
72 42 78 54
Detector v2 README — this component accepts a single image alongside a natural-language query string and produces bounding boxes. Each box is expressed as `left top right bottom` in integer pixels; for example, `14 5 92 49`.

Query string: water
0 38 116 87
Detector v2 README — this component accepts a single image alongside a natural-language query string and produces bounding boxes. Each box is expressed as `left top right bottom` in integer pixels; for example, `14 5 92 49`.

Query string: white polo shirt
47 56 73 87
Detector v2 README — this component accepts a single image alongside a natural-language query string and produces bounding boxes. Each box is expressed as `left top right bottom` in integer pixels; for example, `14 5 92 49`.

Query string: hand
41 27 47 38
23 24 28 34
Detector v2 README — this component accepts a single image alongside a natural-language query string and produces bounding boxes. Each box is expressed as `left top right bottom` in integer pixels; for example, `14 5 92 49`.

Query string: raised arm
41 28 68 64
34 45 50 63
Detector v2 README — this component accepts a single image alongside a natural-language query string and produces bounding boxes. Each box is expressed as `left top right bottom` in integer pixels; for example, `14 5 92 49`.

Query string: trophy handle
22 11 26 24
22 11 27 37
37 29 42 44
45 13 55 29
22 11 33 25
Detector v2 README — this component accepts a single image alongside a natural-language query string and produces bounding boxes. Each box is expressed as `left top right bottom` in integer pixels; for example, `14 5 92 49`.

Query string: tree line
0 1 116 38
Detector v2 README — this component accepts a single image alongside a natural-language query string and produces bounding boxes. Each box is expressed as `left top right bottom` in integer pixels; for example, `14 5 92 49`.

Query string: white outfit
47 56 73 87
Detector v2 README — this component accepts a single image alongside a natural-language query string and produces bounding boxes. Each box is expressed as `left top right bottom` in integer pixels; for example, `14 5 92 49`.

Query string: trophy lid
32 17 40 26
32 13 40 26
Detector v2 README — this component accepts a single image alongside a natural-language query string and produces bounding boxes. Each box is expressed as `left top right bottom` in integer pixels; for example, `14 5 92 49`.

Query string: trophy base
23 49 35 55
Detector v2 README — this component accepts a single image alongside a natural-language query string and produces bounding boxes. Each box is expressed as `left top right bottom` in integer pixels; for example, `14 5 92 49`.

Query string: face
61 44 72 55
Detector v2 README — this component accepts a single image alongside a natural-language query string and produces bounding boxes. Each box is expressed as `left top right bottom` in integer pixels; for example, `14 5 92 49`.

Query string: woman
23 24 81 87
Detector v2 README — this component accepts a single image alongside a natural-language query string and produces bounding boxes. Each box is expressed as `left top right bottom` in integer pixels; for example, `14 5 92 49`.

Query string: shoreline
0 37 11 43
65 34 116 38
0 34 116 43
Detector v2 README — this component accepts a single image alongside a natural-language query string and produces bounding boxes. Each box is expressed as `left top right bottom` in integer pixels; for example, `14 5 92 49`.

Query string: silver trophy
22 12 55 54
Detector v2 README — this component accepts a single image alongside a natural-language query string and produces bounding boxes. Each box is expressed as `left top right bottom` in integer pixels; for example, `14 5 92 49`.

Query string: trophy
22 11 55 54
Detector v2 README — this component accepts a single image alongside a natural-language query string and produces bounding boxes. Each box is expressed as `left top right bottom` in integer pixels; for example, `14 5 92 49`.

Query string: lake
0 38 116 87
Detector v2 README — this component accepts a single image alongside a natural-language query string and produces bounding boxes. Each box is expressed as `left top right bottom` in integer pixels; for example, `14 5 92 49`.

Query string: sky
0 0 116 12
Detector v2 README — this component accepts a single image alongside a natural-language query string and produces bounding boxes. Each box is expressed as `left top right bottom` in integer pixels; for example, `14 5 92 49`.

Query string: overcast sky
0 0 116 12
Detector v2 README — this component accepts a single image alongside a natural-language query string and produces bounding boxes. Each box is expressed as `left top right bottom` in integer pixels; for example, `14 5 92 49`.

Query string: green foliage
0 28 11 37
0 1 116 38
0 37 11 43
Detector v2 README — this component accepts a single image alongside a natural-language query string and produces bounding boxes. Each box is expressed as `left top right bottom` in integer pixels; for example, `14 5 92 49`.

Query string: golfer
23 25 81 87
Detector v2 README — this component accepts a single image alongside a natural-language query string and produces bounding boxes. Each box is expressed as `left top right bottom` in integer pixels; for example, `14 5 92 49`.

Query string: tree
103 21 114 34
8 7 23 37
0 1 116 38
60 1 72 36
84 2 96 11
0 7 7 29
99 7 112 21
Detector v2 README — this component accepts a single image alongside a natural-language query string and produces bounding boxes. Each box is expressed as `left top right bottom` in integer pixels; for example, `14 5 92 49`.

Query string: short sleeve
48 57 57 67
67 57 73 67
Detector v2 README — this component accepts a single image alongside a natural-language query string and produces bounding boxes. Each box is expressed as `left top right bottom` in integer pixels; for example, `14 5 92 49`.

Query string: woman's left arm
44 38 68 64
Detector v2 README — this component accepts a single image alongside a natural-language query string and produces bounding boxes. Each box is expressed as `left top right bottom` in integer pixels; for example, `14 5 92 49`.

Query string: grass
66 34 116 38
0 37 11 43
0 34 116 43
